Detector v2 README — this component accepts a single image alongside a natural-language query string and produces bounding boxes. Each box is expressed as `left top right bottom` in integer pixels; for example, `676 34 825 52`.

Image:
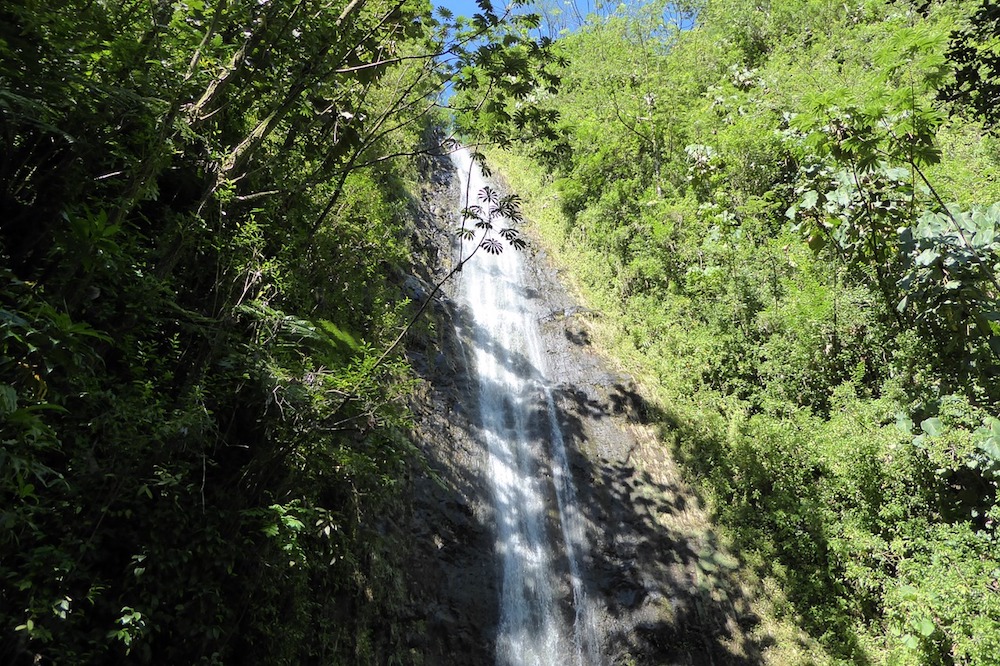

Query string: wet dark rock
398 140 763 666
404 274 429 301
407 350 428 372
613 579 648 609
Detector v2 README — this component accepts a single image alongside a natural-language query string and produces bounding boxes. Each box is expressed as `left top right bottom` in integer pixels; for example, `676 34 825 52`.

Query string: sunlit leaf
921 417 945 437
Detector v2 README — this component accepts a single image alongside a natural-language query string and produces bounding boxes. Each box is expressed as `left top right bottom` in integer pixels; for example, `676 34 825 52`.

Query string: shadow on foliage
650 402 876 664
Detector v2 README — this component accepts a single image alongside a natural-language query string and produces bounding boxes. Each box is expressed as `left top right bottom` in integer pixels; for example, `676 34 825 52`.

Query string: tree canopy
0 0 552 662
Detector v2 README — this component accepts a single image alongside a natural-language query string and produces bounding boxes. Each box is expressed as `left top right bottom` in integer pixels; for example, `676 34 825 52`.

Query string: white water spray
450 148 600 666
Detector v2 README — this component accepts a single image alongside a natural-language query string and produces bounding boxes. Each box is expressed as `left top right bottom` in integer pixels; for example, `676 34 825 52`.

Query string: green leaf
921 417 945 437
0 385 17 416
800 190 819 210
916 618 935 637
915 248 939 266
979 439 1000 462
895 413 914 434
282 514 304 531
317 319 360 351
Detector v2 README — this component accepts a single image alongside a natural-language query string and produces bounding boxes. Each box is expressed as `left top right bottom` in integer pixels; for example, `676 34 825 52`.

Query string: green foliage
490 0 1000 661
457 183 528 253
940 0 1000 129
0 0 550 661
784 21 1000 398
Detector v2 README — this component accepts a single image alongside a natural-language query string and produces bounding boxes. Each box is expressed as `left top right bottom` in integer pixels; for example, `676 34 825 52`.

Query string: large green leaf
921 417 945 437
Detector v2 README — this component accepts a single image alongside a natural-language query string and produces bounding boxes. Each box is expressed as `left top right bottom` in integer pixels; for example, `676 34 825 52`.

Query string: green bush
479 0 1000 661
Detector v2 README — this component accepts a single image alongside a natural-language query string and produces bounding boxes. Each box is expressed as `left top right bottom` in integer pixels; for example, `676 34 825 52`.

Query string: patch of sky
433 1 695 36
432 1 695 104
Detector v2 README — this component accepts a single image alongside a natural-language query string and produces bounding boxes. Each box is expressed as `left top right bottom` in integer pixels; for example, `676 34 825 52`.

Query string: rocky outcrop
398 141 763 665
394 139 500 665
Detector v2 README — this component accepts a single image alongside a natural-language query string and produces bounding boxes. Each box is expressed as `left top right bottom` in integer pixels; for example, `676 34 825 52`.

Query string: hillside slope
472 0 1000 662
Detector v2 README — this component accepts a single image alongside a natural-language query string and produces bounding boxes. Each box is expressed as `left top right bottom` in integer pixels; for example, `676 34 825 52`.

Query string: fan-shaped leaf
479 186 499 204
481 238 503 254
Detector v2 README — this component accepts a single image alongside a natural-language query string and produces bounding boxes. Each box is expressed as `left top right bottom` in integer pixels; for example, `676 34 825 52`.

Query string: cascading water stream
450 147 600 666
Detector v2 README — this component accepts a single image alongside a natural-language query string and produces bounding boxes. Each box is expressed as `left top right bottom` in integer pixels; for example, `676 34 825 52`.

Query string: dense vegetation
0 0 553 663
469 0 1000 662
6 0 1000 662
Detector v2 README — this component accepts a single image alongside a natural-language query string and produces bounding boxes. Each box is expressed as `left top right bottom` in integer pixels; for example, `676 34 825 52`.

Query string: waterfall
450 147 600 666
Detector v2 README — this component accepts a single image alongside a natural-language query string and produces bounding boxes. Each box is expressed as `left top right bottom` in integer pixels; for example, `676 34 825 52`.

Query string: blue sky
434 0 482 19
431 1 696 33
431 0 592 40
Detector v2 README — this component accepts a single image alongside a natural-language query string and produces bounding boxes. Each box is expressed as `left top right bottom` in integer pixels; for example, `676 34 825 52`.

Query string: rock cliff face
399 145 499 665
400 144 763 665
